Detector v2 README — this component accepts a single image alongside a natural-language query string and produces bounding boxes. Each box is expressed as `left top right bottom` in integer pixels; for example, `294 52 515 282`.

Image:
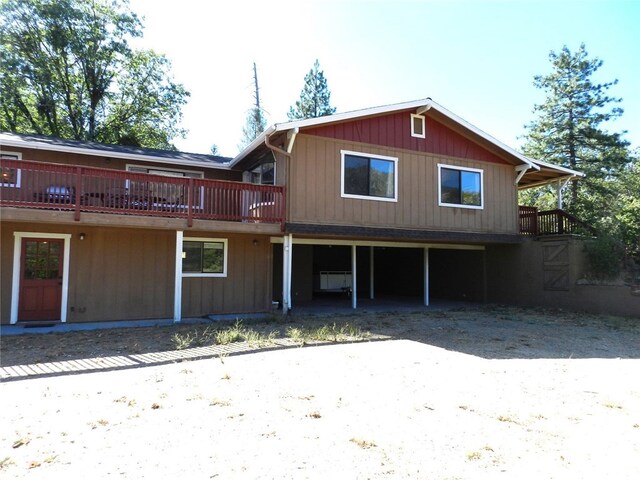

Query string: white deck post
351 244 357 309
424 247 430 306
369 246 375 300
174 230 183 322
282 234 293 314
557 179 563 209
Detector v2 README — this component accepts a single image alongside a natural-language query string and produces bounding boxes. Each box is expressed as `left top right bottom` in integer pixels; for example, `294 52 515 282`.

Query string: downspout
265 132 291 158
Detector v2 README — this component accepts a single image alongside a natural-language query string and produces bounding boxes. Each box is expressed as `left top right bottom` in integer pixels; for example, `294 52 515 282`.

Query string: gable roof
231 98 584 188
0 132 232 169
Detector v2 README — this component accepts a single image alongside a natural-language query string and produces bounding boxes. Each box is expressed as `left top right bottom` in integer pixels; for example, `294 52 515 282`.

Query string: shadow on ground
1 305 638 382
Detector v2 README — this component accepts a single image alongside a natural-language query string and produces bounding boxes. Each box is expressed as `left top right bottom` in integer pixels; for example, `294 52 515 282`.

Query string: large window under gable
438 164 484 209
341 150 398 202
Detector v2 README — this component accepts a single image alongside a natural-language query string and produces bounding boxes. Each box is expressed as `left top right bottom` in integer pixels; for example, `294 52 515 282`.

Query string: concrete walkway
0 338 299 382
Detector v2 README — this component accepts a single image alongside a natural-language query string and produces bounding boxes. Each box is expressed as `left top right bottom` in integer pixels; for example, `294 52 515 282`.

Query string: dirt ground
1 306 639 479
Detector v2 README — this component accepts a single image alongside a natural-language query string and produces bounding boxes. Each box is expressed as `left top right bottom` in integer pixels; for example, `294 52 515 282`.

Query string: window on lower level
1 152 22 187
182 238 227 277
341 150 398 202
438 164 483 209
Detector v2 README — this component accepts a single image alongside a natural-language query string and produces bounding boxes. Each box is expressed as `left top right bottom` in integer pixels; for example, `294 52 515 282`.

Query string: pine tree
239 62 267 149
522 44 630 212
287 59 336 120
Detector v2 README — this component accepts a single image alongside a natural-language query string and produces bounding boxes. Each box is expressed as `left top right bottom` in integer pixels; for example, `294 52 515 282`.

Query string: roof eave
231 98 540 171
0 134 231 170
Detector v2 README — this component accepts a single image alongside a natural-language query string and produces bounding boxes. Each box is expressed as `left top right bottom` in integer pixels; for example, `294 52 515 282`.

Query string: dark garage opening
429 249 484 302
272 243 485 309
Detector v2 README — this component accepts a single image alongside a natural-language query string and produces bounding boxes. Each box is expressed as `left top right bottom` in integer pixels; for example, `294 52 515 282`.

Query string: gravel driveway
1 306 639 479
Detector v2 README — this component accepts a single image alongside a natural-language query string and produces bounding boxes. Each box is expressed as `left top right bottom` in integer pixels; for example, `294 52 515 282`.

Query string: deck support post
424 247 430 306
351 245 357 309
282 234 293 314
174 230 183 322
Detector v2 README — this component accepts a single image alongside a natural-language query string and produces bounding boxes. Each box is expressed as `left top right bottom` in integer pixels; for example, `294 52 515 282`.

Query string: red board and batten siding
303 111 510 165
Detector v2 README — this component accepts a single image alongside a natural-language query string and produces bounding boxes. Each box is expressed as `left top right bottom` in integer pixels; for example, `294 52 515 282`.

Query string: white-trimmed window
182 238 228 277
438 164 484 209
126 164 204 206
1 151 22 187
250 162 275 185
411 114 425 139
341 150 398 202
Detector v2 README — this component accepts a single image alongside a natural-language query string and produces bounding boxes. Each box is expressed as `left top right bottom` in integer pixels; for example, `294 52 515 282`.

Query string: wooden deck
1 158 285 228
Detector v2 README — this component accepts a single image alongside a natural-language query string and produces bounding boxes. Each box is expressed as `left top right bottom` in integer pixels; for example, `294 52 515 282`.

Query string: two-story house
0 98 582 325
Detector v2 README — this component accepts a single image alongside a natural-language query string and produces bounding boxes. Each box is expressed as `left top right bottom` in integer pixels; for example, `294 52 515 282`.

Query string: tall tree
522 44 631 213
0 0 189 149
287 59 336 120
239 62 267 149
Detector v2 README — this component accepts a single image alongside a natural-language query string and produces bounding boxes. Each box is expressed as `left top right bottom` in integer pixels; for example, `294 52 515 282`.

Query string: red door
19 238 64 321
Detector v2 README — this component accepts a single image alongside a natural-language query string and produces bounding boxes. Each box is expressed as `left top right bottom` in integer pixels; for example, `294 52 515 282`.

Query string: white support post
369 246 375 300
557 179 563 209
424 247 430 306
351 245 357 309
174 231 184 322
282 234 293 314
287 234 293 310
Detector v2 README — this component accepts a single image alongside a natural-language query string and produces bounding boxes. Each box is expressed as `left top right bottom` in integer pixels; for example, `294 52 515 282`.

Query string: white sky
129 0 639 157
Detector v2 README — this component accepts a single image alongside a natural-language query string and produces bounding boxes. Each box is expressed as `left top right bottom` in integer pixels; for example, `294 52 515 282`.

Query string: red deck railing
519 206 595 236
0 158 286 228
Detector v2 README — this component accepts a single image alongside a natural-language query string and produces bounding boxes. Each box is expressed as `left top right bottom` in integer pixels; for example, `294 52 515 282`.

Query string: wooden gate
542 241 570 291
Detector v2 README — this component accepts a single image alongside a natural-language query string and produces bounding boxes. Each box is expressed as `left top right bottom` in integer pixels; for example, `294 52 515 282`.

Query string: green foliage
522 44 638 264
523 43 631 212
288 59 336 120
239 106 267 149
0 0 189 149
583 235 625 281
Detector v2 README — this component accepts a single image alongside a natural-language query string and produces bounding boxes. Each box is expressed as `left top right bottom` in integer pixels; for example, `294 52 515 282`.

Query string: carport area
272 237 486 312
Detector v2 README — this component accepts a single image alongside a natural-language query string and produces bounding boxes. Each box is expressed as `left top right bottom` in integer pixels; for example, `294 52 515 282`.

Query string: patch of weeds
151 403 161 410
0 457 15 469
603 402 623 409
43 455 58 464
96 419 109 426
497 415 519 424
307 411 322 419
466 451 481 461
222 373 231 380
209 398 231 407
286 326 305 345
28 460 41 469
298 395 315 401
12 437 30 449
214 320 278 347
172 331 196 350
286 322 369 345
350 438 377 449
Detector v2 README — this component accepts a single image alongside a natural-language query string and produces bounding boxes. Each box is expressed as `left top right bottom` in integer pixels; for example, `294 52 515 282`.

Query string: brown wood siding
303 111 509 165
181 234 272 316
288 135 518 234
1 223 273 324
0 223 174 323
4 147 240 181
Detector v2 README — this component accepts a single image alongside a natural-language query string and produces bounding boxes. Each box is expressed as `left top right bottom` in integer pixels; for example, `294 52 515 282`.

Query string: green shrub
583 235 624 281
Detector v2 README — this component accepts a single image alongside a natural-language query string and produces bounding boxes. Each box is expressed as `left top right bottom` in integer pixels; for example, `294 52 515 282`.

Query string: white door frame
11 232 72 324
